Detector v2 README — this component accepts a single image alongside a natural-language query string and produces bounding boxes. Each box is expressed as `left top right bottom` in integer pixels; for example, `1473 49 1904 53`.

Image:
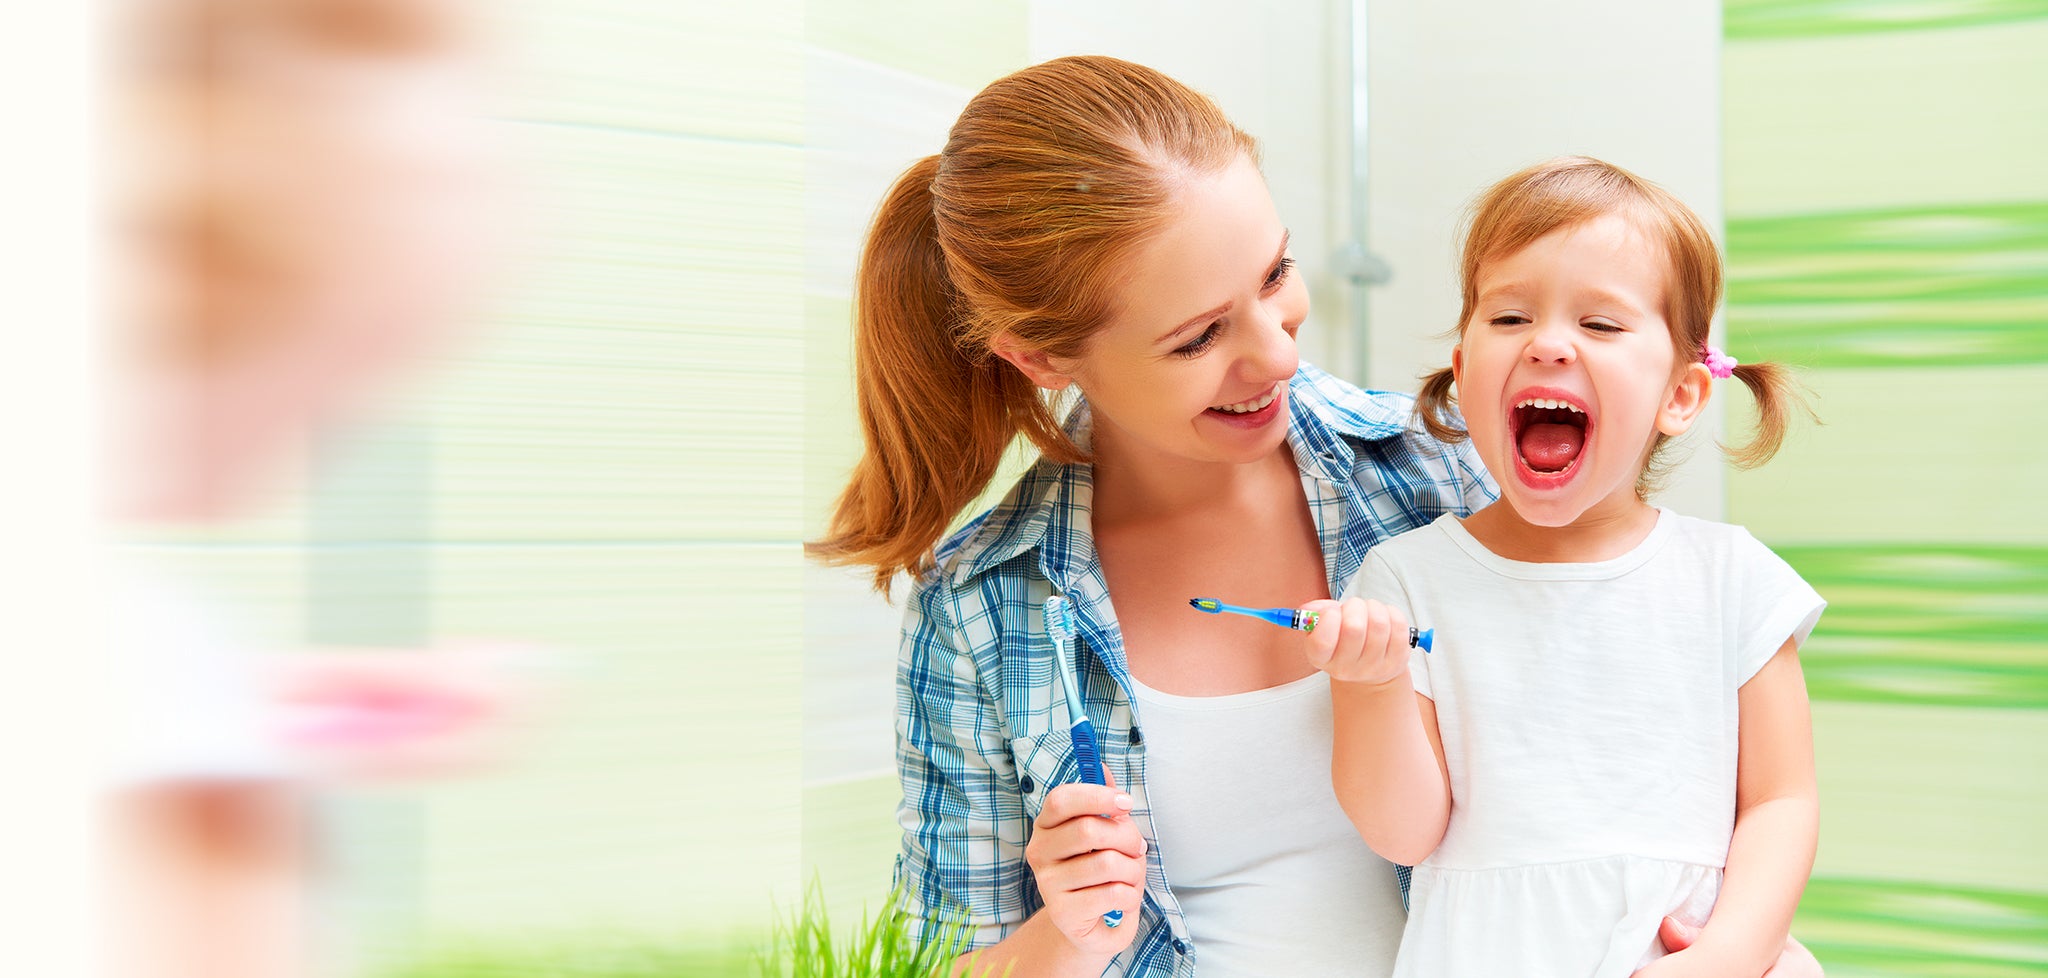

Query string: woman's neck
1088 434 1298 532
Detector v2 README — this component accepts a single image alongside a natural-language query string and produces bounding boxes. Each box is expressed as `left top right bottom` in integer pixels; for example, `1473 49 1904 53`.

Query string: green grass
381 881 999 978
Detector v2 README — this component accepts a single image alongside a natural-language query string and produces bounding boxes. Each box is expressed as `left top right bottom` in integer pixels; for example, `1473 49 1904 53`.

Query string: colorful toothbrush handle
1189 598 1318 631
1191 597 1434 652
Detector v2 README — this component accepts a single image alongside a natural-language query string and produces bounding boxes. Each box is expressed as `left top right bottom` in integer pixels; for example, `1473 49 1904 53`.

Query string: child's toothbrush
1043 595 1124 929
1187 597 1434 652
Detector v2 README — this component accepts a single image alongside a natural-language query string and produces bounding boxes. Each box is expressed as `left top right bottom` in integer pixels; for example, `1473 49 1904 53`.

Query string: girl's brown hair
1415 156 1813 493
807 56 1258 591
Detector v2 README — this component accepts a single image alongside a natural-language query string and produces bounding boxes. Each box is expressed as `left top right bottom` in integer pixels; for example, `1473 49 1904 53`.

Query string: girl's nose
1525 320 1577 365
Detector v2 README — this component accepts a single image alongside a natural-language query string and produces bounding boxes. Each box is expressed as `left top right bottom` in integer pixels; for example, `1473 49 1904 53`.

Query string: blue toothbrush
1044 595 1124 929
1188 596 1433 652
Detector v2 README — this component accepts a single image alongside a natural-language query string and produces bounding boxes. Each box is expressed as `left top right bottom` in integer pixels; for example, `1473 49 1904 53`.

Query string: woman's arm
1640 637 1819 977
895 582 1142 977
1300 596 1451 865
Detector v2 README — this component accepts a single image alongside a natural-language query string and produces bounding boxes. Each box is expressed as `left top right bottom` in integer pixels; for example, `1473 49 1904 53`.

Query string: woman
810 55 1821 978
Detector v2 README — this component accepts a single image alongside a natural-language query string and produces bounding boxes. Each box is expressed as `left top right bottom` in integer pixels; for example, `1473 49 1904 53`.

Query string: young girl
1300 156 1823 978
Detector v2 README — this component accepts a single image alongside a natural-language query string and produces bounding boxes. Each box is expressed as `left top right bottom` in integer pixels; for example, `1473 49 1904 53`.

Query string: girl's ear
1451 345 1464 389
1657 361 1714 437
989 332 1075 391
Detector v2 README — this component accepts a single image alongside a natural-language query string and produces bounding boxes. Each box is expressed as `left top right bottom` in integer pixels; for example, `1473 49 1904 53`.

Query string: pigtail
1414 366 1469 443
1722 359 1817 469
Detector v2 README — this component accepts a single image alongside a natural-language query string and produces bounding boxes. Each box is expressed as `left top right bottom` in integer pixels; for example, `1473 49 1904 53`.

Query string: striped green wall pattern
1726 3 2048 975
1796 878 2048 976
1781 545 2048 710
1725 0 2048 40
1725 203 2048 369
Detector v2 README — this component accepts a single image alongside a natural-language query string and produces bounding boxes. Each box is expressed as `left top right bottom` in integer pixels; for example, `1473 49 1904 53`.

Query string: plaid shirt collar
939 363 1416 591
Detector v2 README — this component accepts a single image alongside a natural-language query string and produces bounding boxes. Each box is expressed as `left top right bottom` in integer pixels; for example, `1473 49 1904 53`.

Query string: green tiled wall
1724 8 2048 974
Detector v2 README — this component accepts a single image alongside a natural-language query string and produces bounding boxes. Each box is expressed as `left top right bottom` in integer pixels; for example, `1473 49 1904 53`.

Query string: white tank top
1128 670 1407 977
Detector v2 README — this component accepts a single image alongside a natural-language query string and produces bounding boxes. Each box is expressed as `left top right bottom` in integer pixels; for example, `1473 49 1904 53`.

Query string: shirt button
1019 775 1034 794
1172 938 1190 955
1129 726 1143 745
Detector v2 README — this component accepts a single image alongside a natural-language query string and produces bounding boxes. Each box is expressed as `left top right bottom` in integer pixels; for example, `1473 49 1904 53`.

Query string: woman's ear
1657 361 1713 437
989 332 1075 391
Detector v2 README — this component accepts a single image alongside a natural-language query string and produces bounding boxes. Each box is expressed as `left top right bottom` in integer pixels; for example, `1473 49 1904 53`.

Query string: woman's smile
1205 381 1287 429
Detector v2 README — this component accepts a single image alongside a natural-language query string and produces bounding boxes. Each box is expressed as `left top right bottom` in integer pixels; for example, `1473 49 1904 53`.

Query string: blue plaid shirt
893 363 1497 976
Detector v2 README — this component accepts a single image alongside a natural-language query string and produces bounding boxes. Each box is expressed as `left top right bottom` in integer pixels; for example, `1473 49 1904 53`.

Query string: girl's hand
1647 916 1826 978
1298 597 1413 688
1023 766 1146 959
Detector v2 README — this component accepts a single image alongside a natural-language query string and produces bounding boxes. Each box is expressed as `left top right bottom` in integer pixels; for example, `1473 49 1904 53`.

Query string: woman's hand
1642 916 1826 978
1022 767 1147 960
1298 597 1413 687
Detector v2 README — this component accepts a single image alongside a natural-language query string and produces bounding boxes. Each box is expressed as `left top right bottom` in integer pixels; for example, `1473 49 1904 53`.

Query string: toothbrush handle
1071 717 1105 787
1254 607 1303 630
1068 717 1125 927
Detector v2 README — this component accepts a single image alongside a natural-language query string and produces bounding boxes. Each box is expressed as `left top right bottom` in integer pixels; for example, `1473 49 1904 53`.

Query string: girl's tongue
1518 421 1585 473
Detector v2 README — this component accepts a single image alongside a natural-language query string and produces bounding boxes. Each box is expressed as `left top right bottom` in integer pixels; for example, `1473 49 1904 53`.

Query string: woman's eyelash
1265 256 1296 289
1174 323 1221 358
1175 257 1292 358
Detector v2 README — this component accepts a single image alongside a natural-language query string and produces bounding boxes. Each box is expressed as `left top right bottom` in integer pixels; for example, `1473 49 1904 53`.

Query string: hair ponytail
1720 358 1815 470
806 156 1083 592
1413 365 1467 444
806 56 1257 592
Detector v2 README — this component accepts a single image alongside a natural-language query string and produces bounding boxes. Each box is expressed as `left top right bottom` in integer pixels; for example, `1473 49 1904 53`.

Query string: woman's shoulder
923 455 1071 591
1291 362 1420 437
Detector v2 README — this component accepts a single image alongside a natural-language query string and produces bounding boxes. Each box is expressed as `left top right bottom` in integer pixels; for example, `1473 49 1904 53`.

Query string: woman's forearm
1329 679 1449 865
953 911 1116 978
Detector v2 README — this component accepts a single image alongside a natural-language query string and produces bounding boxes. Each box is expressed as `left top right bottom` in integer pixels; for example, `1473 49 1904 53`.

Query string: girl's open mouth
1511 395 1589 482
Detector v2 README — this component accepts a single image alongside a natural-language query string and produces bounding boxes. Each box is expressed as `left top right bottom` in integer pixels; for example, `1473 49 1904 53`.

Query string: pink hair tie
1703 345 1738 379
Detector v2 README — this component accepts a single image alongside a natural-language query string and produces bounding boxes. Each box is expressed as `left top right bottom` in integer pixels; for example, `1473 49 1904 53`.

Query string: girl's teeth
1213 385 1280 414
1516 397 1583 412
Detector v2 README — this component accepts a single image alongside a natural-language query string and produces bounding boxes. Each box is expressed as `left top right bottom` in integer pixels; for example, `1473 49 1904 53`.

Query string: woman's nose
1243 297 1301 377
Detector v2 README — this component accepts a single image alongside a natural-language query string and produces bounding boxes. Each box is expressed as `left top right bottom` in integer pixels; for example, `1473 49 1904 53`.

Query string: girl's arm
1331 680 1451 865
1301 596 1452 865
1645 637 1819 977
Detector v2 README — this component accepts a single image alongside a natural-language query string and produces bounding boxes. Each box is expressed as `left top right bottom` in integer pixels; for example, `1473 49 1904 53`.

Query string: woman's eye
1263 256 1296 291
1174 323 1221 358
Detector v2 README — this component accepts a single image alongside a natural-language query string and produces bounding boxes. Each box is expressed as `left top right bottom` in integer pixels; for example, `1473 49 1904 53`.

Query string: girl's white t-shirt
1130 669 1407 977
1354 509 1824 978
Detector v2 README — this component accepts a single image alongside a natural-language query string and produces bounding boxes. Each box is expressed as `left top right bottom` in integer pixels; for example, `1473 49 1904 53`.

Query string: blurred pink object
270 643 546 784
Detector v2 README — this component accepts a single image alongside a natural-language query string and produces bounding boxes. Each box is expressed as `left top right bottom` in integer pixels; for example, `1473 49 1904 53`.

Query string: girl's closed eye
1487 313 1530 327
1581 319 1624 333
